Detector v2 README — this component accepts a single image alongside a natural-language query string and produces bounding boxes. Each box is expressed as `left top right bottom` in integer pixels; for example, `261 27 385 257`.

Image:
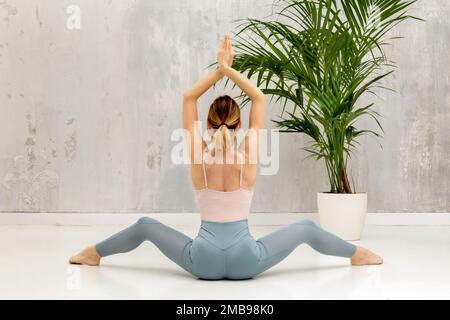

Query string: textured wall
0 0 448 213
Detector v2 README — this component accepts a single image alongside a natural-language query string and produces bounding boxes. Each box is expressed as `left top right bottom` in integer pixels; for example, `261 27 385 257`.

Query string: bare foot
351 246 383 266
69 245 101 266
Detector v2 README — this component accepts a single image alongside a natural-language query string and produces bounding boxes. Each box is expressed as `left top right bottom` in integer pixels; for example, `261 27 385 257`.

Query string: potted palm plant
230 0 420 239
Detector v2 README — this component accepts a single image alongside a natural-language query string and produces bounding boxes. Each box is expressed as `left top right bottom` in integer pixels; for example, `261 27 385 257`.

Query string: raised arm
220 65 265 130
183 70 224 102
218 35 265 160
183 69 223 164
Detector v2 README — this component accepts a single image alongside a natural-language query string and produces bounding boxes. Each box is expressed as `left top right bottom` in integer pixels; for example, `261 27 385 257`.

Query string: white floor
1 224 449 300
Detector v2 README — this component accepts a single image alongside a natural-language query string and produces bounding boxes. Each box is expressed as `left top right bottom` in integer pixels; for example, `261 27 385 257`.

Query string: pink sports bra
195 152 254 222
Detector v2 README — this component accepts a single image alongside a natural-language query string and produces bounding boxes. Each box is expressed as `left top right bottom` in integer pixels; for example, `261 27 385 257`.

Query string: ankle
351 246 361 258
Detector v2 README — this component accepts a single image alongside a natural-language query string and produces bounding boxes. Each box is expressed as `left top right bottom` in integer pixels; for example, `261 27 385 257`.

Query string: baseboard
0 212 450 226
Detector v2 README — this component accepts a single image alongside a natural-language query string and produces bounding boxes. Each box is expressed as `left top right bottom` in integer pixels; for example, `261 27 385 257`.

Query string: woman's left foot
351 246 383 266
69 245 101 266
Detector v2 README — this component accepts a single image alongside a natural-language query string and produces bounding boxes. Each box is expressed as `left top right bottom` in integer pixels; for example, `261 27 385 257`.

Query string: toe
69 256 81 264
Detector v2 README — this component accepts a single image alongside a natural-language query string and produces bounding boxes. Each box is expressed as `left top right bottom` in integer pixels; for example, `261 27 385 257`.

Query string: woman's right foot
69 245 101 266
351 246 383 266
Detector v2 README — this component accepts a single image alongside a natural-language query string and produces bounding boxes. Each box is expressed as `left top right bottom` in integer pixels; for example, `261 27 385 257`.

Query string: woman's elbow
252 92 265 102
183 90 196 101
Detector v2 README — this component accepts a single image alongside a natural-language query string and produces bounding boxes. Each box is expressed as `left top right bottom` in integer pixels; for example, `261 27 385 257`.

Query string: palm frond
226 0 420 193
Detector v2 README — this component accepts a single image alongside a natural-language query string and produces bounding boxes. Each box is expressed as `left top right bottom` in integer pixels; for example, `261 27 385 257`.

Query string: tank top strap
202 151 208 188
238 152 244 188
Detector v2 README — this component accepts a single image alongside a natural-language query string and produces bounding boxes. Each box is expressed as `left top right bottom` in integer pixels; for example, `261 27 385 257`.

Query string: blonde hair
207 95 240 151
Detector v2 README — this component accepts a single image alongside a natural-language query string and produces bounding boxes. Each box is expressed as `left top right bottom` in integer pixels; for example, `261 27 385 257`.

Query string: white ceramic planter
317 192 367 241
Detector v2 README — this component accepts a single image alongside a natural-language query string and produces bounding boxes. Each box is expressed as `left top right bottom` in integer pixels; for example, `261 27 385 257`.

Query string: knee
294 219 319 239
294 219 317 227
133 217 161 241
136 217 160 225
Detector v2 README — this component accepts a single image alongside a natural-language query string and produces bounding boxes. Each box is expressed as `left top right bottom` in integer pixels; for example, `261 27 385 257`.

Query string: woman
69 36 382 280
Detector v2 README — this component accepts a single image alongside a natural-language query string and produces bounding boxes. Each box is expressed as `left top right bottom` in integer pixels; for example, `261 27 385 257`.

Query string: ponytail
211 124 235 152
207 95 241 152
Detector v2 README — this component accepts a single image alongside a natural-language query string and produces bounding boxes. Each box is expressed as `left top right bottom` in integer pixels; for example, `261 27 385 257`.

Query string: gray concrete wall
0 0 448 213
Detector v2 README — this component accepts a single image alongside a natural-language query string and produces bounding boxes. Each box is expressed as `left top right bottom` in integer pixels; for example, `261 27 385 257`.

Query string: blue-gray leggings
95 217 356 280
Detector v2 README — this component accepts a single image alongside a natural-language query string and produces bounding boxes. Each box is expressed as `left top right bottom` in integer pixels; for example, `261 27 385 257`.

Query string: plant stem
341 167 353 193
